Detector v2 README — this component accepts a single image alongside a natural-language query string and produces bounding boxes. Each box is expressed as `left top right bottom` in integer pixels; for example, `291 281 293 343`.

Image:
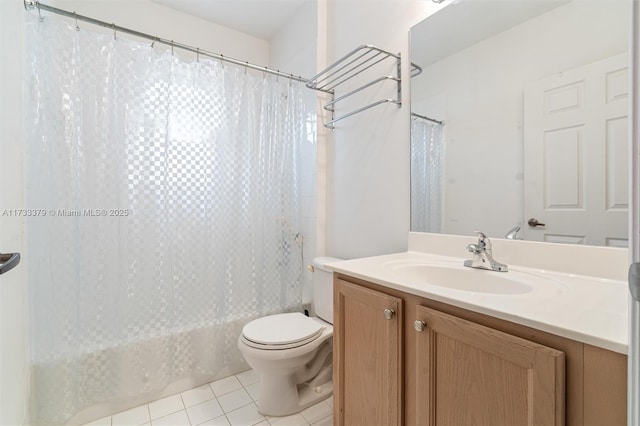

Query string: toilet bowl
237 257 341 417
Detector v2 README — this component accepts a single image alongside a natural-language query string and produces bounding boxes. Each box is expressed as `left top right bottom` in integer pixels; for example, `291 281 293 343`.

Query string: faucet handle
473 231 490 249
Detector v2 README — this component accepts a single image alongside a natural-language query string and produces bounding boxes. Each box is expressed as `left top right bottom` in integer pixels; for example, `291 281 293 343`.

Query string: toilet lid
242 313 323 347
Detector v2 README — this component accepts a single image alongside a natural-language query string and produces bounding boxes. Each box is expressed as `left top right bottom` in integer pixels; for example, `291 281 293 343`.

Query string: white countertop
328 244 629 354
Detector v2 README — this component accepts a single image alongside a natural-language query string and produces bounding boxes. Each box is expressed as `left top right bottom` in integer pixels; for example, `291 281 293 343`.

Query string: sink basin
382 259 564 296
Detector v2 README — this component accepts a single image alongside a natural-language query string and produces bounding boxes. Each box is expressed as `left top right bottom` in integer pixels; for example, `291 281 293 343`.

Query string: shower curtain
410 115 444 233
24 14 308 424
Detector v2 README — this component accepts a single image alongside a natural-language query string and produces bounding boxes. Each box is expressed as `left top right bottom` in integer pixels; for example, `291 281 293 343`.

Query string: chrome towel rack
306 45 402 129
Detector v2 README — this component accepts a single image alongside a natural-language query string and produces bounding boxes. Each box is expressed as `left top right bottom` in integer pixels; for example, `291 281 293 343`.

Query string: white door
523 54 629 246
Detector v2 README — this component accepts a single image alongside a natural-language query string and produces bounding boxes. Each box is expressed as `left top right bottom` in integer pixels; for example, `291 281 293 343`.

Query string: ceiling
411 0 570 67
154 0 313 40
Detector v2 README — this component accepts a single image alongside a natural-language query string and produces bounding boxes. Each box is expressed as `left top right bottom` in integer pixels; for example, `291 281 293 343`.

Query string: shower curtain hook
171 40 174 55
36 2 43 22
73 12 79 31
111 23 116 40
244 61 248 74
220 54 225 68
196 47 200 62
151 36 158 48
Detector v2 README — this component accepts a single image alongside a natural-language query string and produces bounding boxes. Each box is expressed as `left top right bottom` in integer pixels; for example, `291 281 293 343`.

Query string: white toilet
237 257 341 417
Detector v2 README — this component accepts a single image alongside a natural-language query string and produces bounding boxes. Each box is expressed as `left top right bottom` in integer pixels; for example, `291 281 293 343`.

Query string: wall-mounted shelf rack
306 45 402 129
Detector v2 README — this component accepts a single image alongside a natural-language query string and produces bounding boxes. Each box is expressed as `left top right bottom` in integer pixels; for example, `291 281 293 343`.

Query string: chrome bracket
629 263 640 301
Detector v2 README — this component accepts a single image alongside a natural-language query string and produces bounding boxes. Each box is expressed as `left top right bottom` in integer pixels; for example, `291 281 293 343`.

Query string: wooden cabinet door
415 306 565 426
334 278 403 426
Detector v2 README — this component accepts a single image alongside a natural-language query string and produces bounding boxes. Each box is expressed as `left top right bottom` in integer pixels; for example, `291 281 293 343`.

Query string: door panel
524 54 629 246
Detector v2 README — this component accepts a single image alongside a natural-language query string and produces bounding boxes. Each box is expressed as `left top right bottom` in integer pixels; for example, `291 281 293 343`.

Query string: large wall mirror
410 0 630 247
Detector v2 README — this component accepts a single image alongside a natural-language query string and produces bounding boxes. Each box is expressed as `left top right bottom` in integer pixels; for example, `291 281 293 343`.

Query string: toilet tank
312 257 342 324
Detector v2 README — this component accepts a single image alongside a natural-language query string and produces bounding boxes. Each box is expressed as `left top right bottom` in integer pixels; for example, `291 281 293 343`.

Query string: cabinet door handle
413 320 426 332
383 308 395 320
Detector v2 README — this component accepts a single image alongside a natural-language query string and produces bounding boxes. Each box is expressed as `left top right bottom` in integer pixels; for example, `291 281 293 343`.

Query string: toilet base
256 366 333 417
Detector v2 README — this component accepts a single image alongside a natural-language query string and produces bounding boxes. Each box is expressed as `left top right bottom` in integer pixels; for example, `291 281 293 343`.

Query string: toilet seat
242 313 324 350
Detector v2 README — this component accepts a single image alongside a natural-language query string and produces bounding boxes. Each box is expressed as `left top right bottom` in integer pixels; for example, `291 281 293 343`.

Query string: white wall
412 0 629 238
270 2 317 79
48 0 270 64
0 1 27 424
324 0 443 259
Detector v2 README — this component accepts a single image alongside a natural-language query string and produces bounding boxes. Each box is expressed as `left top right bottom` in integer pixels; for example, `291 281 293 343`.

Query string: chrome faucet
504 225 521 240
464 231 508 272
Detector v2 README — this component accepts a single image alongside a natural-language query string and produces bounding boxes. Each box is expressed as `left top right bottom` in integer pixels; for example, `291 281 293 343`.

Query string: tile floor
81 369 333 426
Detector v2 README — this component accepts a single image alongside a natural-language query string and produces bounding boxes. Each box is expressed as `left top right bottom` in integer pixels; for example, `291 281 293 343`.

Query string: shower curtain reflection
410 115 444 233
24 14 309 424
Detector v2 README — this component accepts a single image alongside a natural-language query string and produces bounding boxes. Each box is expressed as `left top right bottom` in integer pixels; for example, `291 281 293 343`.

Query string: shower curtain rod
411 112 444 126
22 0 309 84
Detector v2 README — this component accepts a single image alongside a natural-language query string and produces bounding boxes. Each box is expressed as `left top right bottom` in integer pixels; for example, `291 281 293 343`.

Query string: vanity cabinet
333 274 627 426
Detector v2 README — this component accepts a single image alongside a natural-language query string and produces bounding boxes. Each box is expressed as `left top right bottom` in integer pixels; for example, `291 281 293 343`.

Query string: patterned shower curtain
411 115 444 233
24 13 308 424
